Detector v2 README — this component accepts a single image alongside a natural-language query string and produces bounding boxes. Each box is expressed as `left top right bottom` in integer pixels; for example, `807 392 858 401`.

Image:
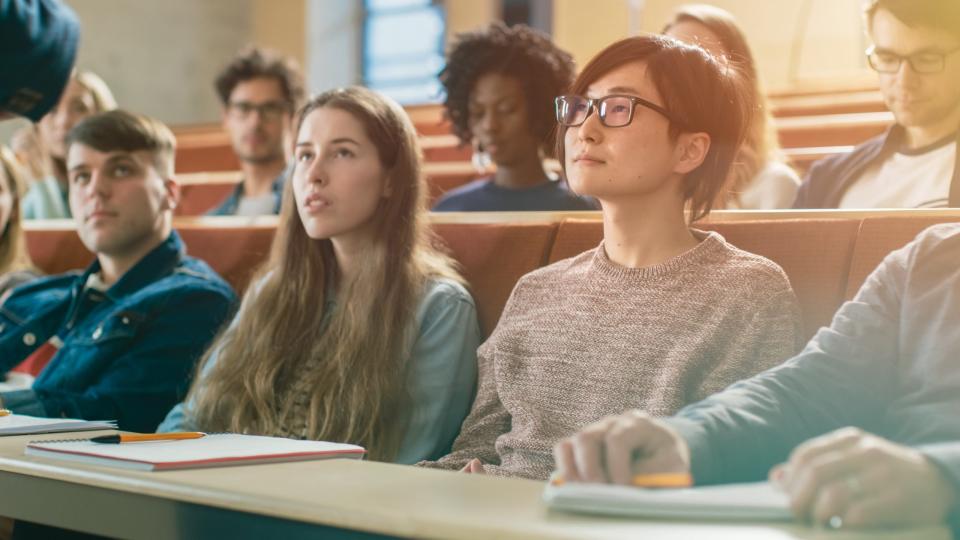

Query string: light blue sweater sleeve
159 277 482 462
393 279 481 464
156 344 222 432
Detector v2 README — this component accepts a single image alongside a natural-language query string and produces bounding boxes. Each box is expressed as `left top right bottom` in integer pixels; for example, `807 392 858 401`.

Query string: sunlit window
363 0 445 104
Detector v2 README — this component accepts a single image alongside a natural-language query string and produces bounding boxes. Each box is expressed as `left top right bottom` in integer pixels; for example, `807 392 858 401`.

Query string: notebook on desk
0 413 116 436
25 433 366 471
543 480 793 521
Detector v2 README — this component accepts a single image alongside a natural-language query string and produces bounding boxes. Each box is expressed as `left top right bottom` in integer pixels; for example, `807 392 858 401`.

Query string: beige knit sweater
420 231 803 479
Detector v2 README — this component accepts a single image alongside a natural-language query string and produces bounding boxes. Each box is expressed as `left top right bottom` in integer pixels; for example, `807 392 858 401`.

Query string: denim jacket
0 231 237 432
207 170 287 216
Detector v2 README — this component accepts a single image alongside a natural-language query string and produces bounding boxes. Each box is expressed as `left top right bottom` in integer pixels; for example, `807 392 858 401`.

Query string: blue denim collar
77 231 186 302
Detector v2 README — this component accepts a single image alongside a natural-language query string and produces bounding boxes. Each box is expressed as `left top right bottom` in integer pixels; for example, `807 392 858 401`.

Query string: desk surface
0 432 949 540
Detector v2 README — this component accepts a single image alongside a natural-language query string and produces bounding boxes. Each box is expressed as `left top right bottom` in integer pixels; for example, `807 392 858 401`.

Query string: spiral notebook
543 480 793 521
0 413 116 436
25 433 366 471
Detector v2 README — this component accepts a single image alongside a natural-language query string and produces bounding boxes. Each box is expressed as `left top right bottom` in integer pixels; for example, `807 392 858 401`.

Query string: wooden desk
0 432 948 540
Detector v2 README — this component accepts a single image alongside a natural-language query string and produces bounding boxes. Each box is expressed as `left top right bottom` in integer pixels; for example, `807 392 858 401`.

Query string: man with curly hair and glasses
795 0 960 209
432 23 596 212
211 46 305 216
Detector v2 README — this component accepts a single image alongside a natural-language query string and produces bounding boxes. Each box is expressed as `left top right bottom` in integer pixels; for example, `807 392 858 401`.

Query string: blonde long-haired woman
15 70 117 219
0 146 38 297
664 4 801 209
159 87 481 463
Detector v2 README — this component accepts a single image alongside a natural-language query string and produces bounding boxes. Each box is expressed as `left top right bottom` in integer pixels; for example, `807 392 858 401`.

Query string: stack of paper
0 414 116 436
26 433 366 471
543 480 793 521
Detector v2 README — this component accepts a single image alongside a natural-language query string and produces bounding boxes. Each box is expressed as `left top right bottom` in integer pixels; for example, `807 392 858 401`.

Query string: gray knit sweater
420 230 803 479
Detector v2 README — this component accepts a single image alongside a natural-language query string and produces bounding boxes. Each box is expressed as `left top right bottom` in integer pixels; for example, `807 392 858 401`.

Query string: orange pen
550 471 693 488
90 432 206 444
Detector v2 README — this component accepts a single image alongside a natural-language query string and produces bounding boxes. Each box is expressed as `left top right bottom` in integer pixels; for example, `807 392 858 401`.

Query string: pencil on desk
550 471 693 488
90 432 206 444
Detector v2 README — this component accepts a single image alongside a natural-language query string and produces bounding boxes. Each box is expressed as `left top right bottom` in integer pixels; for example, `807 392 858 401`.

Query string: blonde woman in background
664 4 801 209
0 146 38 298
14 70 117 219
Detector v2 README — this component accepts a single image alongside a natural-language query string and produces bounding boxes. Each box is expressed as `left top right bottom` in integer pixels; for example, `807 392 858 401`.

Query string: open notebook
543 480 793 521
0 413 116 436
25 433 366 471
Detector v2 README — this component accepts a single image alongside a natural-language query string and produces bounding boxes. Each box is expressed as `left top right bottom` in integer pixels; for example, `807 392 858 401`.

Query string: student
209 47 304 216
0 146 38 297
795 0 960 208
420 35 802 480
556 223 960 533
17 70 117 219
160 87 481 464
663 4 801 209
0 0 79 123
0 110 236 432
431 23 596 212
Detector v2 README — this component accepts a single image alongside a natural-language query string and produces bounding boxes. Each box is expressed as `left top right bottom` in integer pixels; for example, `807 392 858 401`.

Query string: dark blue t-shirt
432 177 597 212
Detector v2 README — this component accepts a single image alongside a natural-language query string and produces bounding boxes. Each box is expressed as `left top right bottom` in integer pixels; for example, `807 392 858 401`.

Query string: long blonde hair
189 87 463 461
664 4 785 208
13 70 117 181
0 146 34 274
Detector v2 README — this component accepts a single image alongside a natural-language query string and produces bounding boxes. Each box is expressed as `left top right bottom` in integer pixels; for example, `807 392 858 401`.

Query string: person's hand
460 458 485 474
771 427 957 529
553 410 690 485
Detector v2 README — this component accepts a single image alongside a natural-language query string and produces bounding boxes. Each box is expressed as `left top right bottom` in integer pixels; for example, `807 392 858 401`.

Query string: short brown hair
215 46 305 111
66 110 176 177
556 34 752 222
864 0 960 37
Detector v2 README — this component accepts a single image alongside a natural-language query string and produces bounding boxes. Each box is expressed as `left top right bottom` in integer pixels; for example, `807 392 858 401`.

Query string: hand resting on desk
553 411 957 530
770 427 956 529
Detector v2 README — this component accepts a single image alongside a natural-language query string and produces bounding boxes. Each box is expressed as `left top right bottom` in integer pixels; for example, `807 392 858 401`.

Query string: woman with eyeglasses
664 4 801 209
418 35 802 480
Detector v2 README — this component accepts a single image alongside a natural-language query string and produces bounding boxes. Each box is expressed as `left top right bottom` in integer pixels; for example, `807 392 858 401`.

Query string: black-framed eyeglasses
227 100 290 121
555 94 677 128
866 45 960 74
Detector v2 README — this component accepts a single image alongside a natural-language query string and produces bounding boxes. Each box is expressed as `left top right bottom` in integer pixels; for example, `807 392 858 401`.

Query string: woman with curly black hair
431 23 596 212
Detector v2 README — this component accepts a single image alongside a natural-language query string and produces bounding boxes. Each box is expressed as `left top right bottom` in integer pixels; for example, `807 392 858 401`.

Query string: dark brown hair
864 0 960 37
556 34 752 222
215 46 306 111
66 110 176 177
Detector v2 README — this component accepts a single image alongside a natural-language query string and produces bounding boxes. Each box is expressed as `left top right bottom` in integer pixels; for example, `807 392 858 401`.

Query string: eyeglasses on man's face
866 45 960 74
227 100 290 121
555 94 677 128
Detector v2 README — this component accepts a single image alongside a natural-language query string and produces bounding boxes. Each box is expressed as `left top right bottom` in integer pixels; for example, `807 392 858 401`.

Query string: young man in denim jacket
0 110 236 432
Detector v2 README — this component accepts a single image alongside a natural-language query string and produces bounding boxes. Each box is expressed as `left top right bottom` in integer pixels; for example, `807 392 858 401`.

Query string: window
363 0 445 104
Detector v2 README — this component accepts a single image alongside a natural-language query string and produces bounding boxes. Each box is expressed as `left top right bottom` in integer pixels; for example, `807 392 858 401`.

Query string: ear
220 107 231 130
672 132 711 175
381 174 394 198
162 177 181 212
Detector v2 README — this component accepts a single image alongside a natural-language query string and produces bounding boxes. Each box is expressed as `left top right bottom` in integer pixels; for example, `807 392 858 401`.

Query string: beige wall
552 0 876 92
445 0 499 43
252 0 307 70
553 0 632 71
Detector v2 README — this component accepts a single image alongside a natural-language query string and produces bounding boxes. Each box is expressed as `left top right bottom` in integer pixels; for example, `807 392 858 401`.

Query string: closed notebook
0 413 116 436
25 433 366 471
543 481 793 521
